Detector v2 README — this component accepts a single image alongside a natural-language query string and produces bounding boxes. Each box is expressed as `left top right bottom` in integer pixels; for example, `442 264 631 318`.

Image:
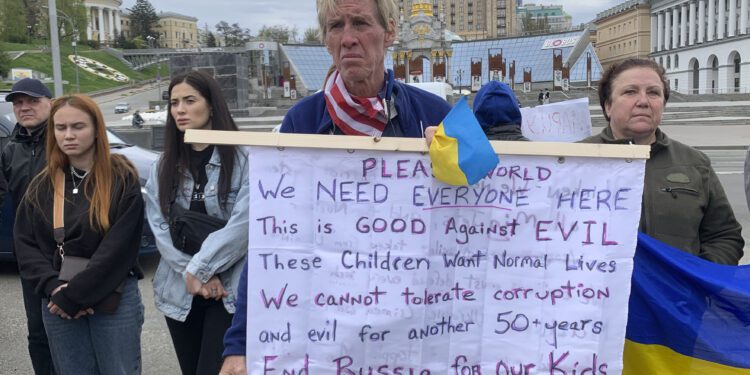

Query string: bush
83 40 100 49
0 50 10 77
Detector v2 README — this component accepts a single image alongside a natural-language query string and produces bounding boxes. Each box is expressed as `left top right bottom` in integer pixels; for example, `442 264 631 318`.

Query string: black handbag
53 170 123 314
169 203 228 256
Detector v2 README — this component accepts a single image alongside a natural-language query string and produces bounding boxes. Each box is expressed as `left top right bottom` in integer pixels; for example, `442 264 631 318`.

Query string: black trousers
21 277 56 375
165 297 233 375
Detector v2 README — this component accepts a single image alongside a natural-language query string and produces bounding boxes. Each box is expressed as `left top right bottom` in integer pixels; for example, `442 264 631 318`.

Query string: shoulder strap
53 169 65 245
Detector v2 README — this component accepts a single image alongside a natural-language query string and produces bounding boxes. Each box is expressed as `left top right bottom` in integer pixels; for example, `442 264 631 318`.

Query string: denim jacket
145 147 249 321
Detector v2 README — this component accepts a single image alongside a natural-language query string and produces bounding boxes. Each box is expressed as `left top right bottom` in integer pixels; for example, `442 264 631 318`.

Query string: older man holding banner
219 0 450 373
218 0 650 369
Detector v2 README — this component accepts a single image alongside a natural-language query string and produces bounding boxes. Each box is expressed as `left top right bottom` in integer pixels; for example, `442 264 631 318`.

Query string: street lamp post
455 69 464 94
47 0 63 97
43 5 79 92
72 32 79 92
146 36 161 101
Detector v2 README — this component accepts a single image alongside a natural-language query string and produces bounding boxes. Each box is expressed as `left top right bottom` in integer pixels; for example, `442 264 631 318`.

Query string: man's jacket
0 123 47 213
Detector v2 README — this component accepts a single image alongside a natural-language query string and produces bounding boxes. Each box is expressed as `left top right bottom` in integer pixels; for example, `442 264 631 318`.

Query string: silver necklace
70 165 90 194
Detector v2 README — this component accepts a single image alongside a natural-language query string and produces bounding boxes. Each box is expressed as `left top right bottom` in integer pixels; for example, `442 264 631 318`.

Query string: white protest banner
521 98 593 142
245 146 645 375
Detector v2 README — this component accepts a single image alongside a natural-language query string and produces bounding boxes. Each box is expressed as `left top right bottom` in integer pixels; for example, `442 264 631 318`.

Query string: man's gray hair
316 0 398 40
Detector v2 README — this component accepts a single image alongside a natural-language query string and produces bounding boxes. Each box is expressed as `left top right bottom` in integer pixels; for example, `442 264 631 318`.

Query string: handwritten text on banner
246 147 645 374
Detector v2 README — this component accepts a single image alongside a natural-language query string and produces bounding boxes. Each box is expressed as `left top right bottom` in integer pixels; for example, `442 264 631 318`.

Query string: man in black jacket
0 78 56 374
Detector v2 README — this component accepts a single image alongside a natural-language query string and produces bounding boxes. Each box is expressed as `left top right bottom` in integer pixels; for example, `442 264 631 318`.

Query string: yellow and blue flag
429 96 499 185
625 233 750 374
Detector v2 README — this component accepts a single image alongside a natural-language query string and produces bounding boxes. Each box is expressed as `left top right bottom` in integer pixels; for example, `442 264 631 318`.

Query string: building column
708 0 716 40
665 8 673 49
728 0 737 35
658 11 665 51
699 0 707 42
681 4 688 46
689 1 696 44
672 8 685 48
97 7 104 43
85 5 93 40
740 0 749 34
717 0 726 38
107 7 115 42
651 14 659 51
115 11 121 36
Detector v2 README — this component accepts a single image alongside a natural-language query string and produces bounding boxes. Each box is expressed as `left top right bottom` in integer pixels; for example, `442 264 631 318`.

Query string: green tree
23 0 46 42
215 21 251 47
0 0 32 42
114 31 127 48
128 0 159 42
258 24 297 43
205 32 217 47
303 27 320 44
129 35 147 49
54 0 88 42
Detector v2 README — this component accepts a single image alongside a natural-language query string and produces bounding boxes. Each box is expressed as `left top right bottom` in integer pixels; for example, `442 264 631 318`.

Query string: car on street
0 102 159 261
114 102 131 113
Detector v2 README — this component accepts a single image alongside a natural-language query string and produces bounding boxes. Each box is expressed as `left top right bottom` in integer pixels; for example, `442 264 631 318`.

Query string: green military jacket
582 127 744 265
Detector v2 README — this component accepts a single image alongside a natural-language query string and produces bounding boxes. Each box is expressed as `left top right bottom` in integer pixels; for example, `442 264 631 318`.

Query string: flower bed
68 55 129 82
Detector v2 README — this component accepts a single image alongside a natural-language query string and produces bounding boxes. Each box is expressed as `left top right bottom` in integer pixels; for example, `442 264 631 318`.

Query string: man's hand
219 355 246 375
424 126 438 146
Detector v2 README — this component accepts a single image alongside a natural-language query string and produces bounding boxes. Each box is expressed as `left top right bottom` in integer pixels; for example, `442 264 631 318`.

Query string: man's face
12 95 52 129
324 0 395 95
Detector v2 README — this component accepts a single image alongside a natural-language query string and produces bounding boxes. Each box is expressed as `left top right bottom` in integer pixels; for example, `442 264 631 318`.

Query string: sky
122 0 624 36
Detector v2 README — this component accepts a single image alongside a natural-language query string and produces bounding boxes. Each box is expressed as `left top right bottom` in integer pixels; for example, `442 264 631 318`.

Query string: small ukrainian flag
429 96 499 186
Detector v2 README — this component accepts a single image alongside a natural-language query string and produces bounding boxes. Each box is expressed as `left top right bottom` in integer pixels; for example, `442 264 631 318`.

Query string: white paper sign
246 147 644 374
471 75 482 92
521 98 593 142
542 37 579 49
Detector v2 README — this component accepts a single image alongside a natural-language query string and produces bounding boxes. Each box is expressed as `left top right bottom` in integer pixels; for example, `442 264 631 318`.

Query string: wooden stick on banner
184 129 651 160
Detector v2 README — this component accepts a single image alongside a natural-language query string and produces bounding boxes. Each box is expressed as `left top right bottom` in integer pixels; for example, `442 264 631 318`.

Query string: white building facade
83 0 123 45
651 0 750 94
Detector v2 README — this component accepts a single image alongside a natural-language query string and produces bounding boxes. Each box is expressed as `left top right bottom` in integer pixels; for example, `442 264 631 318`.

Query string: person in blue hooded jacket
473 81 529 142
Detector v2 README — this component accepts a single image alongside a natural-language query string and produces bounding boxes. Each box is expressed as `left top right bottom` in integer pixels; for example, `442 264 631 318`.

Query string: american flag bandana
323 70 388 136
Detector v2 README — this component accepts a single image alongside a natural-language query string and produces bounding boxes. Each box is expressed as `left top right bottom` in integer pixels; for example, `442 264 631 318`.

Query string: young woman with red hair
14 94 144 374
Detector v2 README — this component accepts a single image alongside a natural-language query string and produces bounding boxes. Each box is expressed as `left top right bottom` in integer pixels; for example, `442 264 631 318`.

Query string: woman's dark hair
157 70 239 216
598 58 670 122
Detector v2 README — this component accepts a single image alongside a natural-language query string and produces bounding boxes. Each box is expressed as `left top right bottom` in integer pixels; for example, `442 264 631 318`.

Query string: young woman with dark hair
144 70 249 375
14 94 145 374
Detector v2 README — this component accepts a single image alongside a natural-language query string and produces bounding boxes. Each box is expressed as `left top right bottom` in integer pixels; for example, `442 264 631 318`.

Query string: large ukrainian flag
625 233 750 374
429 96 499 186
